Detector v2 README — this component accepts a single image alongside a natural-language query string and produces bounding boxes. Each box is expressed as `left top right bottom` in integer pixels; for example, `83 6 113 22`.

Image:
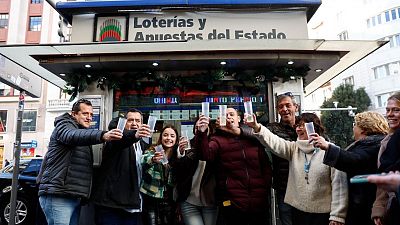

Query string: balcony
47 99 71 112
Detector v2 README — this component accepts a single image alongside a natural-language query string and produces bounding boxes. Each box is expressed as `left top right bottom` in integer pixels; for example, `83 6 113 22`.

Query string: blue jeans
180 201 218 225
94 205 140 225
39 195 81 225
276 192 292 225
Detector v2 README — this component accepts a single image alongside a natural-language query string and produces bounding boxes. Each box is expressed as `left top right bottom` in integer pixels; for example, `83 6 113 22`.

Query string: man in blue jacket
38 99 125 225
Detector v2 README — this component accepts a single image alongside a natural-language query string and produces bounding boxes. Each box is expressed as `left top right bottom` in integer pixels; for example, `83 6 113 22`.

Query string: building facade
0 0 66 167
305 0 400 114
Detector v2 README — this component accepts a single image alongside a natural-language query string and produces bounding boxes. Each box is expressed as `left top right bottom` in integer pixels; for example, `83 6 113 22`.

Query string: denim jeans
276 191 292 225
94 205 140 225
180 201 218 225
39 195 81 225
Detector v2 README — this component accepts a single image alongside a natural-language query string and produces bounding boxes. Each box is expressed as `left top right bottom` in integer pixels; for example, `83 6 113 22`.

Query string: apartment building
0 0 67 167
305 0 400 114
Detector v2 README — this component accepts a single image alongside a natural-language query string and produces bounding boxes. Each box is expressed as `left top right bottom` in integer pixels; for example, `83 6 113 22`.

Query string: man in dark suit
91 109 151 225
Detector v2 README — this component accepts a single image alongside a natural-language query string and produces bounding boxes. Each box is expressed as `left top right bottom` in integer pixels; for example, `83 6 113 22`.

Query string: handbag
383 192 400 225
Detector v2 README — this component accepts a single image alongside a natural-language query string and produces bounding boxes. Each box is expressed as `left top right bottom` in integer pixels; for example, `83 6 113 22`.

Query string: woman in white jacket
245 112 348 225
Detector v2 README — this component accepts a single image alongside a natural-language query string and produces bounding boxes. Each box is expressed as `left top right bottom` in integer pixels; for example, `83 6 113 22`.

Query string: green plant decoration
62 66 310 101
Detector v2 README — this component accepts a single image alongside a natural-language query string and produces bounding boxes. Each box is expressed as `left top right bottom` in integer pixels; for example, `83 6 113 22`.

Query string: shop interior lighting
287 60 294 65
220 61 227 65
152 62 159 67
59 73 66 76
315 69 323 72
84 64 91 68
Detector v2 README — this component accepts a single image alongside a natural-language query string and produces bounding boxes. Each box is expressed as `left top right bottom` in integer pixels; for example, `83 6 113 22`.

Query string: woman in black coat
310 111 389 225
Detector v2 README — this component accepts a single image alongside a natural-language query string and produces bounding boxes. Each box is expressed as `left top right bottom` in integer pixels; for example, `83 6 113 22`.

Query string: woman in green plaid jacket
140 125 179 225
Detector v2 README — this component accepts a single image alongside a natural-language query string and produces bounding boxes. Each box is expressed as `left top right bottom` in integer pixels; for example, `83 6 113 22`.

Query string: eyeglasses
278 92 294 98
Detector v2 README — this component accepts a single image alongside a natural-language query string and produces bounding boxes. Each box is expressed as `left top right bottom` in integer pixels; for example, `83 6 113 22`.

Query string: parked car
0 157 45 225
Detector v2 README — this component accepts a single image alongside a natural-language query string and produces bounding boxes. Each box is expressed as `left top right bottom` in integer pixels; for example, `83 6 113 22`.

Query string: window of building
22 110 37 132
29 16 42 31
377 93 390 108
367 18 371 27
0 82 11 96
377 14 382 24
392 9 397 20
31 0 42 3
371 16 376 26
385 11 390 22
389 34 400 48
338 31 348 40
343 76 354 85
0 82 19 96
373 64 390 79
0 14 9 29
0 110 7 132
396 35 400 47
389 61 400 75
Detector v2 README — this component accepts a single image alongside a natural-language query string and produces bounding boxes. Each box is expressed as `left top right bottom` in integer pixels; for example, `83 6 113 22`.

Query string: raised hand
102 128 123 141
197 115 209 133
135 124 151 139
178 137 189 154
308 133 329 150
152 151 164 164
243 114 261 133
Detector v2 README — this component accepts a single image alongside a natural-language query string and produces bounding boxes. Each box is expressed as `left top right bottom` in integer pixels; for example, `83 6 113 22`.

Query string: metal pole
302 107 357 111
8 91 25 225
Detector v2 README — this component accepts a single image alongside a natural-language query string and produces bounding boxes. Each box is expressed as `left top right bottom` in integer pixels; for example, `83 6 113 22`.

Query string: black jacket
91 130 147 209
265 122 297 192
324 134 385 225
38 113 105 199
172 138 216 205
379 128 400 172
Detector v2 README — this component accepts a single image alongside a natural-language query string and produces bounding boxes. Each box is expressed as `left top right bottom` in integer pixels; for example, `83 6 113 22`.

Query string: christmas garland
63 65 309 101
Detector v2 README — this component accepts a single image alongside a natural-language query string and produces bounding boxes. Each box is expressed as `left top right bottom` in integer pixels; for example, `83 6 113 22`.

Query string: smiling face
386 99 400 131
295 121 308 140
71 103 93 128
160 127 177 150
277 96 298 126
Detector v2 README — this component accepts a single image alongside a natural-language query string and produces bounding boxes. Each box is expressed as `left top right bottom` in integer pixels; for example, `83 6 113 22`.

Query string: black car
0 157 45 225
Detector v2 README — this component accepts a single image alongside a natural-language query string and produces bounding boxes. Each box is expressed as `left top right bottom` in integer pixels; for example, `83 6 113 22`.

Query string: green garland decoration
63 66 309 101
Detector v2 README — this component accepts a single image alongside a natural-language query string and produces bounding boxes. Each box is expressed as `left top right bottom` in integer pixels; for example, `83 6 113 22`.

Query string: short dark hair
72 98 92 113
125 109 143 119
296 113 325 136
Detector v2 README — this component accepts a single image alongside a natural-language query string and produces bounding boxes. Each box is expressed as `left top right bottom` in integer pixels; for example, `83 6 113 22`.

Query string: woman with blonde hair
310 111 389 225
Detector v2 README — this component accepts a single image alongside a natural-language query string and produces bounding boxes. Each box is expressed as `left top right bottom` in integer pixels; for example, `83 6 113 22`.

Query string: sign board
0 54 42 98
20 140 37 148
127 11 308 42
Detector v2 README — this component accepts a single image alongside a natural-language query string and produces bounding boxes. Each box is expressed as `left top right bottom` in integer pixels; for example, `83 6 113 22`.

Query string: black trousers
220 205 270 225
291 207 329 225
142 194 176 225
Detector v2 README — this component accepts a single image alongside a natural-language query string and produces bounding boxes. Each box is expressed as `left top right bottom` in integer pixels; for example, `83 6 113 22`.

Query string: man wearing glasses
37 98 125 225
267 92 298 225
